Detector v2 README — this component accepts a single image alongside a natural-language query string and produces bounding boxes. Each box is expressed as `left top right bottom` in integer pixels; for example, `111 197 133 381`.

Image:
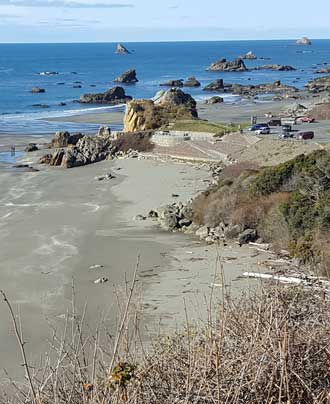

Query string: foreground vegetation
2 282 330 403
192 149 330 276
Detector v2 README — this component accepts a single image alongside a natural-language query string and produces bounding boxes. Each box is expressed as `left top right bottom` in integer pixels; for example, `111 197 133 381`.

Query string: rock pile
207 58 247 72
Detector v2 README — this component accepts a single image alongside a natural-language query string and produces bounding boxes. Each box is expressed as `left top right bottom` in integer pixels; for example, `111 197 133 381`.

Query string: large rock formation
183 76 201 87
228 81 298 96
203 79 224 91
252 64 296 71
79 87 132 104
296 37 311 45
124 88 198 132
50 134 114 168
115 43 130 54
160 79 184 87
51 131 83 148
207 58 247 72
306 76 330 93
114 69 138 84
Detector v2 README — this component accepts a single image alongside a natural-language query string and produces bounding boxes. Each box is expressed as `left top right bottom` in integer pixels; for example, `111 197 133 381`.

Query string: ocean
0 39 329 135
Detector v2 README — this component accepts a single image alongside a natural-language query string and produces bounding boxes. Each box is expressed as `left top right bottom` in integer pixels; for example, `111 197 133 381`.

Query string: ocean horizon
0 39 329 134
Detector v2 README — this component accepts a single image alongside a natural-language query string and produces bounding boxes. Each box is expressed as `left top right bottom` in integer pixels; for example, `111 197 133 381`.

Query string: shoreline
0 149 275 381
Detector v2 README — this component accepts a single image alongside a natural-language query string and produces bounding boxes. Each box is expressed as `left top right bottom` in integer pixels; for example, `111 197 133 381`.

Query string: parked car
282 124 292 132
297 116 315 123
268 119 282 126
297 131 314 140
255 127 270 135
279 132 294 139
249 123 269 131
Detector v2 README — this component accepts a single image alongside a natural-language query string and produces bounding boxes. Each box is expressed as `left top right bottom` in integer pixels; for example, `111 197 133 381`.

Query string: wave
0 104 126 122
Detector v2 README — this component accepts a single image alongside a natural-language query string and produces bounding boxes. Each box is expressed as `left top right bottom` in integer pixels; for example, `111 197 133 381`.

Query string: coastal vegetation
2 282 330 403
169 119 246 135
191 149 330 276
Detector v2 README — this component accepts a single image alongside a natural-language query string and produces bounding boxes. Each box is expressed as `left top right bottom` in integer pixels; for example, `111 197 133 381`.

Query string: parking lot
246 120 330 143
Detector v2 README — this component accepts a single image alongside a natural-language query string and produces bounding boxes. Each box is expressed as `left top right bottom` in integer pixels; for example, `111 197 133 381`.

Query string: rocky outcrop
183 77 201 87
79 86 132 104
31 87 45 93
240 51 257 60
115 43 130 54
203 79 224 91
296 37 311 45
38 154 52 164
25 143 39 152
315 68 330 74
229 81 298 97
51 131 83 148
50 134 114 168
160 79 184 87
124 88 198 132
306 76 330 93
207 58 247 72
252 64 296 71
145 199 259 245
205 96 224 104
114 69 138 84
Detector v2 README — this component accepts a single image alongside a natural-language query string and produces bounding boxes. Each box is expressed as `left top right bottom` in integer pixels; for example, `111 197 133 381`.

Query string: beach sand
0 151 273 383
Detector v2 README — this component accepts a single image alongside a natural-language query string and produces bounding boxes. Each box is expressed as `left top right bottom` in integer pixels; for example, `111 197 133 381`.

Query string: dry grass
2 280 330 404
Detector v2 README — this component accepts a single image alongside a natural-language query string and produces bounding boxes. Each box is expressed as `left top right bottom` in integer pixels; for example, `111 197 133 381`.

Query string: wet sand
0 150 274 384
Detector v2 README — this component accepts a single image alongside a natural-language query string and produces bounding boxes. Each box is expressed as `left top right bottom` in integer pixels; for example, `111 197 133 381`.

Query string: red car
297 116 315 123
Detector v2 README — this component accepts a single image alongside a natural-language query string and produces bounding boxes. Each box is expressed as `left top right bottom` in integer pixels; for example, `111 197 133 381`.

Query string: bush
113 132 154 153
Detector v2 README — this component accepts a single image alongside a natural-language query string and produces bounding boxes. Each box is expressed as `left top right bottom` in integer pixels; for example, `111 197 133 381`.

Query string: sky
0 0 330 43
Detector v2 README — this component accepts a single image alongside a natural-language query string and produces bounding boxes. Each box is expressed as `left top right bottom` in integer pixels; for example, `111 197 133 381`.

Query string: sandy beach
0 148 274 383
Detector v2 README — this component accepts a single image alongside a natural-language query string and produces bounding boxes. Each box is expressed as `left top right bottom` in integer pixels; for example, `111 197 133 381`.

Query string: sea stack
296 37 312 45
115 43 130 54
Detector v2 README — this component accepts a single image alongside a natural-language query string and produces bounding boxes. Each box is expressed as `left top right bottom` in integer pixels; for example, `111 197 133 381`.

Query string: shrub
113 132 154 153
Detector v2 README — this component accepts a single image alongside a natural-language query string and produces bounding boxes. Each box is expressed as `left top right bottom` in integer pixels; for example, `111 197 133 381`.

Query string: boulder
296 37 311 45
155 88 197 112
79 86 132 105
38 154 52 164
238 229 257 245
114 69 138 84
224 224 242 240
183 77 201 87
25 143 38 152
31 87 45 93
207 58 247 72
160 79 184 87
203 79 224 91
196 226 209 239
97 126 112 137
159 213 179 231
115 43 130 54
51 131 83 148
50 149 65 166
205 96 224 104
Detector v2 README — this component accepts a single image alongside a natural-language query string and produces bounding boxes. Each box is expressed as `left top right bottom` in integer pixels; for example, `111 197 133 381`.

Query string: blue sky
0 0 330 43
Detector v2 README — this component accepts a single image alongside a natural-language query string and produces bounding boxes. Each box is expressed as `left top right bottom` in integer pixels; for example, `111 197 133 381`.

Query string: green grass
168 119 247 135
